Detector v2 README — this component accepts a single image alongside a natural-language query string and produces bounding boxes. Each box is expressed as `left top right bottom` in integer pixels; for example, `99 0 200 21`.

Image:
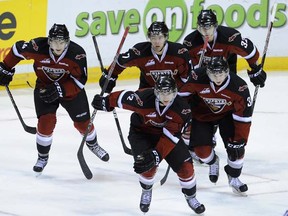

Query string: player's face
207 69 228 86
156 89 177 106
49 38 69 56
198 25 216 42
149 34 167 54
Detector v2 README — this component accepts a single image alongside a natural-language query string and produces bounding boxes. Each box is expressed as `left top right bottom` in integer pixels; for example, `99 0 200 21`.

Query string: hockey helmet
147 21 169 38
197 9 218 27
206 56 229 85
154 75 177 106
48 24 70 41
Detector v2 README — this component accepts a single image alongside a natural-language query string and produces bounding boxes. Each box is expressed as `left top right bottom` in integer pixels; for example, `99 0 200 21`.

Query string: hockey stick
5 85 36 134
92 35 132 156
77 27 130 179
251 2 277 113
198 36 209 68
159 37 209 186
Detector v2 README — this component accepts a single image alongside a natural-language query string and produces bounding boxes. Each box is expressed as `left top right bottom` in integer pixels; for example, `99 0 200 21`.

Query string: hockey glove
91 94 113 112
0 62 15 86
99 69 118 93
247 64 267 88
133 149 161 174
226 140 246 161
39 82 65 103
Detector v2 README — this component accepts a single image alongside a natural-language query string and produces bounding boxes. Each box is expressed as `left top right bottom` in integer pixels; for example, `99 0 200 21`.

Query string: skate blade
232 188 248 197
34 171 43 177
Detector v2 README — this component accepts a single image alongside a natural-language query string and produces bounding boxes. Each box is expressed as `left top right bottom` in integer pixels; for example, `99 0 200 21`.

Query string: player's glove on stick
226 140 246 161
133 149 161 174
39 82 65 103
247 64 267 87
99 69 118 93
91 94 113 111
0 62 15 86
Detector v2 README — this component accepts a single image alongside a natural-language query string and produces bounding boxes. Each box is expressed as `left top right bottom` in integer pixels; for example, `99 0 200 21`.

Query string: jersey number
241 38 248 49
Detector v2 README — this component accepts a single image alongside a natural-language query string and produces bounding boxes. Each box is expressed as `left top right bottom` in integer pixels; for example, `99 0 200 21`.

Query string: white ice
0 72 287 216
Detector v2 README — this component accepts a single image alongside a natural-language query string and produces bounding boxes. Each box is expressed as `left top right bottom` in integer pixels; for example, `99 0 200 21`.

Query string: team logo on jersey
145 59 155 67
31 39 39 51
238 84 248 92
40 58 51 64
200 88 210 94
146 112 157 118
41 66 66 81
132 47 141 56
203 97 227 113
181 108 191 115
134 93 143 106
183 40 192 47
178 47 188 54
212 49 223 52
149 69 176 82
75 54 86 60
228 33 240 42
191 71 198 80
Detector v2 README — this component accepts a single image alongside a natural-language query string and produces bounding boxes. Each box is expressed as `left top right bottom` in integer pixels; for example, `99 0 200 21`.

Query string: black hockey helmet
48 24 70 41
154 75 177 105
155 75 177 92
147 21 169 38
207 56 229 74
197 9 218 27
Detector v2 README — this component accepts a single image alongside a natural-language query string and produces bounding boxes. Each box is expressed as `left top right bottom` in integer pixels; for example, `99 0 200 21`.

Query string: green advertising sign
75 0 287 42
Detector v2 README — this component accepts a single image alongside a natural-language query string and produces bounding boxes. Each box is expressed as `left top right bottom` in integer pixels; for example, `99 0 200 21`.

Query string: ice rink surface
0 71 287 216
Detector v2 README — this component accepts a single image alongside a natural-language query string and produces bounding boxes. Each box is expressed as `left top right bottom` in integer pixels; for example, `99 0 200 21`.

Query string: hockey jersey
110 41 193 89
4 37 87 99
179 67 252 143
183 26 259 70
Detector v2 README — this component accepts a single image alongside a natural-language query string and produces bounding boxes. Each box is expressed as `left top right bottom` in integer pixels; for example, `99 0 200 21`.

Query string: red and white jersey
4 37 87 99
110 41 193 89
179 67 252 142
183 26 259 69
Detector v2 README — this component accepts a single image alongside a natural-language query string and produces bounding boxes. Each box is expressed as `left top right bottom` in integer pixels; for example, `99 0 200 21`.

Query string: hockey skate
209 155 219 183
227 174 248 195
139 188 152 213
33 157 48 175
185 194 205 214
87 143 109 162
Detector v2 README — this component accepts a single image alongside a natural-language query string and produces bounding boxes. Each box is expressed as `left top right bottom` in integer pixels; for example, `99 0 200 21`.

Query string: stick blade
77 144 93 180
24 126 37 134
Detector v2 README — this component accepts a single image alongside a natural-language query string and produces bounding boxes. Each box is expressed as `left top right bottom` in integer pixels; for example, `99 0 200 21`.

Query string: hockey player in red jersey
0 24 109 174
179 56 252 195
183 9 267 88
92 75 205 214
99 21 193 93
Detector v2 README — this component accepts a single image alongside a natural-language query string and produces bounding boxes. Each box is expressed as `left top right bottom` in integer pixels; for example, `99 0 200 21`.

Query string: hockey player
92 75 205 214
99 21 192 93
179 56 252 195
0 24 109 174
183 9 267 88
